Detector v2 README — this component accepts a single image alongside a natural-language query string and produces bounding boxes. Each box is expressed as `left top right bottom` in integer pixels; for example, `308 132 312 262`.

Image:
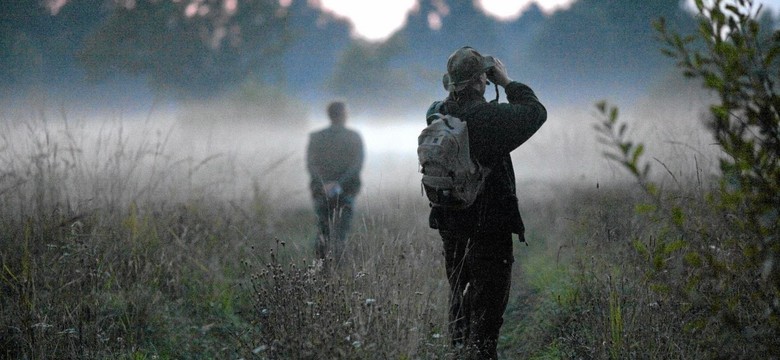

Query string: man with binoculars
424 46 547 359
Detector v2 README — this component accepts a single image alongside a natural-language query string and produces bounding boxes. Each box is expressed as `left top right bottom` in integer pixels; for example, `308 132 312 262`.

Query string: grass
0 110 453 359
1 105 776 359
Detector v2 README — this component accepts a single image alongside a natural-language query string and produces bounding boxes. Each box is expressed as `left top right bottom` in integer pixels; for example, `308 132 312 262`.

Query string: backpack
417 106 490 209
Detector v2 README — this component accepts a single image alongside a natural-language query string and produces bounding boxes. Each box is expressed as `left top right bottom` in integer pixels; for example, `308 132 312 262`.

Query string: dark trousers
313 193 355 261
441 230 513 359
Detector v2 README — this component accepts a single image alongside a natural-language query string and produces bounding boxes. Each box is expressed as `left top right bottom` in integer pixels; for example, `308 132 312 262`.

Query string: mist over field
1 76 722 211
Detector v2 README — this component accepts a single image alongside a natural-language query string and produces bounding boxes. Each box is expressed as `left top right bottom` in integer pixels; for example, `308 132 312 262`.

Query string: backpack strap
426 101 445 124
433 101 444 114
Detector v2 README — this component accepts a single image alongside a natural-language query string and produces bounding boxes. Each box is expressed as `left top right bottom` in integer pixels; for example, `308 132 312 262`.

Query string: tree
527 0 697 101
77 0 291 98
327 35 414 113
0 1 42 86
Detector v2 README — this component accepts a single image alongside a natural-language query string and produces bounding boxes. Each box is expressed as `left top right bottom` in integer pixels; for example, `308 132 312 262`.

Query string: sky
43 0 780 41
311 0 578 41
310 0 780 41
682 0 780 16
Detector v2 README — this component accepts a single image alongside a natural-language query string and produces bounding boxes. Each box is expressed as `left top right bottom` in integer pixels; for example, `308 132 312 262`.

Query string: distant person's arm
306 134 323 185
337 132 364 186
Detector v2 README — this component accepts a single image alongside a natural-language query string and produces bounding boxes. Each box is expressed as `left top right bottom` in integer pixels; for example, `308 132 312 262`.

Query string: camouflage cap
442 46 496 92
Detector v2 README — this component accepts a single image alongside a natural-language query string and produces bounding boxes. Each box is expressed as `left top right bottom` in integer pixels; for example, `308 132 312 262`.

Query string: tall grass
0 107 472 358
0 108 271 358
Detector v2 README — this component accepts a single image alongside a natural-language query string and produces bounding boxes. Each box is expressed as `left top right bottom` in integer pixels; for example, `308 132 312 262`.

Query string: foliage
0 0 106 88
328 37 415 112
77 0 291 97
176 79 309 126
584 0 780 357
0 2 44 86
528 0 697 95
660 0 780 324
657 0 779 287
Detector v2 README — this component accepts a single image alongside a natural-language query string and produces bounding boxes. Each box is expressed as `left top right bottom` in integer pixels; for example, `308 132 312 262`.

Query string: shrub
579 0 780 357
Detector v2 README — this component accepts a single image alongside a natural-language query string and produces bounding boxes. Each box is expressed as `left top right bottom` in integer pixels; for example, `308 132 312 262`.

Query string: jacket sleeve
472 81 547 158
337 131 364 185
306 133 322 184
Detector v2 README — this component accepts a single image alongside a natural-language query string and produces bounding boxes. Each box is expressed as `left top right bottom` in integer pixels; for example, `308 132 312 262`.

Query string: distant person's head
327 101 347 126
442 46 495 97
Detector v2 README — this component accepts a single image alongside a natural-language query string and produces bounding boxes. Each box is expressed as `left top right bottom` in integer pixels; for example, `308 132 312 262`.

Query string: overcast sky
311 0 578 41
310 0 780 41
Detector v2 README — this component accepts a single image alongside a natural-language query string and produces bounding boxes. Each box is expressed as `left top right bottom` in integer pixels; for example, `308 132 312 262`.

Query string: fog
1 76 723 214
1 0 740 211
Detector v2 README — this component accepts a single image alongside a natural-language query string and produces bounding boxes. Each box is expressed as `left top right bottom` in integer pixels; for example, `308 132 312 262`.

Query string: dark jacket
306 125 364 197
425 81 546 238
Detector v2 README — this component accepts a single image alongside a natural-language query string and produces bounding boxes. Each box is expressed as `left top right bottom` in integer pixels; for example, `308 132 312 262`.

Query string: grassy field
0 103 776 359
0 108 592 359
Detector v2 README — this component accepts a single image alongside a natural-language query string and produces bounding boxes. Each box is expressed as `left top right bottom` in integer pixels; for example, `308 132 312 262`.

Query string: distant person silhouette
306 101 364 262
424 46 546 359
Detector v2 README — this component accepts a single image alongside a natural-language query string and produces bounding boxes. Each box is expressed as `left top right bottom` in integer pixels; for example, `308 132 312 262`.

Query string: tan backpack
417 110 489 209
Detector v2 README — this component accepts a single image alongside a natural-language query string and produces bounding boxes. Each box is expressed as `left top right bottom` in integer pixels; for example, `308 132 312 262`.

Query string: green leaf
748 19 760 36
672 206 685 227
646 183 659 197
704 73 724 90
725 5 739 17
711 105 729 120
632 144 645 166
632 239 649 258
684 251 703 267
653 17 666 32
764 46 780 66
663 239 686 255
653 253 665 270
596 100 607 114
635 203 657 214
684 318 706 332
650 283 670 295
604 152 623 164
